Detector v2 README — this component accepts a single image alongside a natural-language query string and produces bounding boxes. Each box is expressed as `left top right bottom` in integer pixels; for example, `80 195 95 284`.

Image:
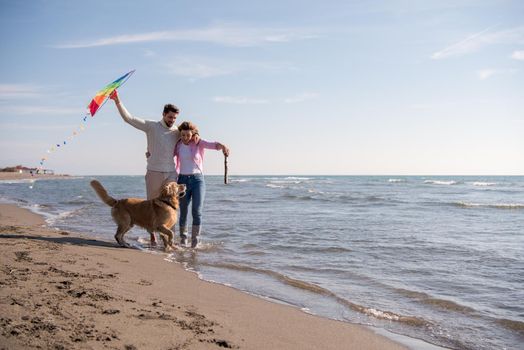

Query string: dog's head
161 182 186 199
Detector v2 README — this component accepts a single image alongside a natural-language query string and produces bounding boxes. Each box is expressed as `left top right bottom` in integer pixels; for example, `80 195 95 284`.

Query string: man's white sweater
117 102 179 172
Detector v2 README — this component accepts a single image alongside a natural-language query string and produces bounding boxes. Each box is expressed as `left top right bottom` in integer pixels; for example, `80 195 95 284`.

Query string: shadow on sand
0 233 120 249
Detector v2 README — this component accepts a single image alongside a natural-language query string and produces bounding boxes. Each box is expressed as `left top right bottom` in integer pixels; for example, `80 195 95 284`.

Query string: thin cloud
143 49 157 57
476 68 518 80
431 26 524 60
0 123 79 131
213 96 270 104
0 84 81 101
164 56 296 80
284 92 319 103
53 24 319 49
166 59 239 79
213 92 319 105
0 84 42 99
0 105 83 115
511 50 524 60
477 69 497 80
409 104 432 110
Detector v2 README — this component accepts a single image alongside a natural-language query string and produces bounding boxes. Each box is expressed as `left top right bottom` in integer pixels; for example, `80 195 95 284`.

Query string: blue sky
0 0 523 175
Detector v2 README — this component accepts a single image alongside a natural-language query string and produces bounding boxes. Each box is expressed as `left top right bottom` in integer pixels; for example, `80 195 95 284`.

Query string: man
110 90 197 245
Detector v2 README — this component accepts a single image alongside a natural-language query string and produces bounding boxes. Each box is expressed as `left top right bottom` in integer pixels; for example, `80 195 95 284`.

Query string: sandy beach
0 203 407 350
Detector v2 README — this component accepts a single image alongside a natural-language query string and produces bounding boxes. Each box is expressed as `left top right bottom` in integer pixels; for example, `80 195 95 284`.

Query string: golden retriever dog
90 180 186 251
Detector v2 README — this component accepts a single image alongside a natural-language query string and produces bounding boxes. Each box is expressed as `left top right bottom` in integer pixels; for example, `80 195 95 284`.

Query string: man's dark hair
163 104 179 115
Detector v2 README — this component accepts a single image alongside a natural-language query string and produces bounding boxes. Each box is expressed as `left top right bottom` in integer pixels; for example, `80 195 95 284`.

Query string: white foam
471 182 497 187
229 178 251 183
136 236 152 245
364 308 400 321
266 183 284 189
424 180 458 185
20 203 56 222
0 179 35 184
388 179 406 183
45 209 78 225
455 201 481 208
0 195 18 204
270 180 301 184
455 201 524 209
491 203 524 209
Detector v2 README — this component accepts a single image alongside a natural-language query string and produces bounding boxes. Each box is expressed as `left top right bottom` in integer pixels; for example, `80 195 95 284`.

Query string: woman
173 121 229 248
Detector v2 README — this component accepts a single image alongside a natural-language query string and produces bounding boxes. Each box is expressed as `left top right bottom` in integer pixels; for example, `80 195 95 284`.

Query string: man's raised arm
110 90 148 132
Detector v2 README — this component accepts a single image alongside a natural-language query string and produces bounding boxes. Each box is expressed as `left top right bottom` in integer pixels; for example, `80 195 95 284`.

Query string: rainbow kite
88 70 135 116
32 70 135 181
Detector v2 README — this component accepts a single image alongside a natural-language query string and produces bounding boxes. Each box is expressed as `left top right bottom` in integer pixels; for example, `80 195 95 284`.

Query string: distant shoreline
0 172 71 181
2 173 522 179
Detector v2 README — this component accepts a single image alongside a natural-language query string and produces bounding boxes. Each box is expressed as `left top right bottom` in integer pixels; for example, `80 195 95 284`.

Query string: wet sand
0 203 407 349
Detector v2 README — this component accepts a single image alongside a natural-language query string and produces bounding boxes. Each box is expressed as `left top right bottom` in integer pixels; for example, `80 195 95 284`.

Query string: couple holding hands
110 90 229 248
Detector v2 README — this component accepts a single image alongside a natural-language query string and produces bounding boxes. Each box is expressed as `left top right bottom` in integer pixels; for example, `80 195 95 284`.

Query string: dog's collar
159 198 177 211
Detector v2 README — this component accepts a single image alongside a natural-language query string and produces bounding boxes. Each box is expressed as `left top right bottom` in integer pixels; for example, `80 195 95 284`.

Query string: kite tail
90 180 118 207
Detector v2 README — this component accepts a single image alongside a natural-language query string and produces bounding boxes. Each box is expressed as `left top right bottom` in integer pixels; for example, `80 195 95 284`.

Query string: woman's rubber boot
180 226 188 247
191 225 201 248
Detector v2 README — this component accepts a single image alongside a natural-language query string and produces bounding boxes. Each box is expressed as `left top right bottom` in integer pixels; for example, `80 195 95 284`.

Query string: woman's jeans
177 174 205 228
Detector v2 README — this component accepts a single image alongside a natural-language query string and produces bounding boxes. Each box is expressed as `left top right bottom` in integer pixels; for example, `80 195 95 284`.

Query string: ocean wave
495 318 524 333
362 308 420 323
388 178 406 183
453 202 524 210
266 183 285 189
269 180 302 184
60 198 93 205
45 207 85 225
424 180 459 185
244 250 267 256
281 192 395 205
228 178 252 183
0 179 36 184
393 288 475 314
265 177 312 186
204 262 428 327
365 195 385 202
311 246 353 253
213 198 237 203
470 182 497 187
282 193 317 201
0 196 28 205
184 241 224 252
287 265 353 276
264 176 312 181
282 246 353 255
265 183 389 205
282 192 357 203
136 236 153 245
20 203 56 221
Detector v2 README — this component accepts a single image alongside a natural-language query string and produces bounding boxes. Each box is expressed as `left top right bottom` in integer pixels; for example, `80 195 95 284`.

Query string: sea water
1 175 523 349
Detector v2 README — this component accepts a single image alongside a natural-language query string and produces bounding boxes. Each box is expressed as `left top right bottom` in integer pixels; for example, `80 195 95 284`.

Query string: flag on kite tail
32 70 135 183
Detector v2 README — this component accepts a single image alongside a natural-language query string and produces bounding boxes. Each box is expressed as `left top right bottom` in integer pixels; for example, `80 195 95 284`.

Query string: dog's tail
90 180 117 207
